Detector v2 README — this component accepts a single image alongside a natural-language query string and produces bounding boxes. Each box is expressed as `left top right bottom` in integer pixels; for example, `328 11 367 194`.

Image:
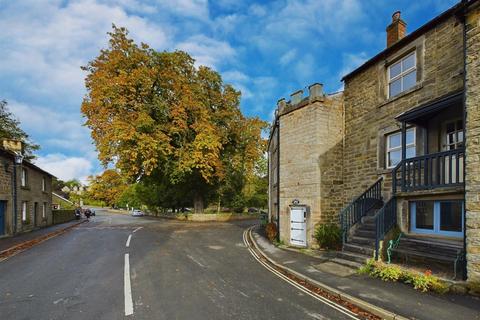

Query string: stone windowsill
377 83 424 109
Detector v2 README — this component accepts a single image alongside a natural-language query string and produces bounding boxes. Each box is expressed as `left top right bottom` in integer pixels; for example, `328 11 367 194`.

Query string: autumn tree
81 26 266 212
87 169 127 207
0 100 39 160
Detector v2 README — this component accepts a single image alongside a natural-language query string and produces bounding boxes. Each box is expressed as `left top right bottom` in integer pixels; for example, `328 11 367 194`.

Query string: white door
290 207 307 247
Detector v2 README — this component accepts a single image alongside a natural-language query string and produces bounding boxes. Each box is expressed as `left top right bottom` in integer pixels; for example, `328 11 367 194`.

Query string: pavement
0 219 85 253
251 226 480 320
0 209 361 319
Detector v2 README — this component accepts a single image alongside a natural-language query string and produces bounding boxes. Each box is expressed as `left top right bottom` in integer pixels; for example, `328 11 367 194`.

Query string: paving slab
252 227 480 320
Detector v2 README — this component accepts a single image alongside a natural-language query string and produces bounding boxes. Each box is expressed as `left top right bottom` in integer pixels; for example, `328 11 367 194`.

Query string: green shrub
358 258 375 275
371 263 403 282
314 223 341 250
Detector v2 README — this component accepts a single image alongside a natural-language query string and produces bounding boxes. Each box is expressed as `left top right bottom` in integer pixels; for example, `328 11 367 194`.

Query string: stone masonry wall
343 15 464 205
465 2 480 283
17 165 53 233
278 93 344 246
0 154 14 236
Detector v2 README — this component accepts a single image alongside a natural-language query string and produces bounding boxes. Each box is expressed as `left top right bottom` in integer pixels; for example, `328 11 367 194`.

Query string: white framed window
42 202 46 219
22 201 28 222
443 119 464 151
21 168 27 187
388 52 416 98
386 127 416 168
42 177 46 191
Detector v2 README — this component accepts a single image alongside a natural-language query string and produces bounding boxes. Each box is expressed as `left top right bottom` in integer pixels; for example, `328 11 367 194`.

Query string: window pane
415 201 434 230
388 150 401 167
402 53 415 71
388 132 401 148
406 128 415 145
389 79 402 97
389 61 401 79
440 201 462 232
458 130 464 143
406 146 416 158
403 70 416 91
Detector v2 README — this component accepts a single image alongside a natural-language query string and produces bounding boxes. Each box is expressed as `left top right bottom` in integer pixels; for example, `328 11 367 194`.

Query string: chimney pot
386 10 406 48
308 83 323 100
290 90 303 105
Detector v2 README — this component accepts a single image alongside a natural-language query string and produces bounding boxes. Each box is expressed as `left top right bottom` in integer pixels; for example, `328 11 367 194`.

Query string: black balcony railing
393 148 465 193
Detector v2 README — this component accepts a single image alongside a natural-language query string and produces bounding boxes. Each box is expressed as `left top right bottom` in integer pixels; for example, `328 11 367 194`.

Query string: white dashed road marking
126 234 132 248
124 253 133 316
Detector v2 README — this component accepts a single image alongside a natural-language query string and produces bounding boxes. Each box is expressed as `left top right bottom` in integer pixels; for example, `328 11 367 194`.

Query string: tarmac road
0 209 355 320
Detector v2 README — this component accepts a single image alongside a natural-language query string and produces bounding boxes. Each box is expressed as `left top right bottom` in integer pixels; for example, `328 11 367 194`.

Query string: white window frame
22 201 28 222
42 177 46 191
443 119 464 151
42 202 46 219
21 168 27 187
388 52 417 98
386 127 416 169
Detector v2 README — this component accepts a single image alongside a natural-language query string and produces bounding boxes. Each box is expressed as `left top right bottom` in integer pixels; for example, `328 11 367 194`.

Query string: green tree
81 26 266 212
0 100 39 160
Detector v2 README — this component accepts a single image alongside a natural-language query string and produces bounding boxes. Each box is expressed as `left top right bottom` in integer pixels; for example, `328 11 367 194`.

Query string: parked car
132 209 144 217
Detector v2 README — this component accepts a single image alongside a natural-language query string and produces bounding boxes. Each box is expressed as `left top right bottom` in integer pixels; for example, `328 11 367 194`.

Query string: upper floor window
444 119 464 151
21 168 27 187
386 127 416 168
42 177 46 191
388 52 416 98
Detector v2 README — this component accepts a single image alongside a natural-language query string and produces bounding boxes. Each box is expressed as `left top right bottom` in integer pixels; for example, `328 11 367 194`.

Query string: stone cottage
268 0 480 282
0 140 54 237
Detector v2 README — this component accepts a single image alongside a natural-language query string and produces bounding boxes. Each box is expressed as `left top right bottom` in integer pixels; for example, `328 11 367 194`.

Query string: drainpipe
276 118 280 242
11 159 17 235
461 1 468 281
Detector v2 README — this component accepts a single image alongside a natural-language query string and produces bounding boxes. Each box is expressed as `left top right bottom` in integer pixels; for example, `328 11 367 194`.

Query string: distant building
0 139 54 237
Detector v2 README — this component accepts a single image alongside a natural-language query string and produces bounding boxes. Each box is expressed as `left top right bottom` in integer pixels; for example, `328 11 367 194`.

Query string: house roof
395 90 464 123
342 1 468 82
0 148 55 178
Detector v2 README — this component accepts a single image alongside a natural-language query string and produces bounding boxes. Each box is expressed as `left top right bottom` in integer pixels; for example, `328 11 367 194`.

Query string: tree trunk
194 193 204 213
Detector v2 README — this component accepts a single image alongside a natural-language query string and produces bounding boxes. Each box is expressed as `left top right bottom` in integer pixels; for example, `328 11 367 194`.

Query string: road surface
0 209 354 319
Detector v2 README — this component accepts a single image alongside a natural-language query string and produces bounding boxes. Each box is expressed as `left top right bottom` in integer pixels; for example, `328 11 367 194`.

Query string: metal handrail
374 197 397 260
340 177 383 244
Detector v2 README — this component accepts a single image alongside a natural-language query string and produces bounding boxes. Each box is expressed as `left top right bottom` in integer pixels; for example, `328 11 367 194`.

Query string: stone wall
17 164 53 233
0 154 14 236
343 14 465 204
465 2 480 283
277 90 344 246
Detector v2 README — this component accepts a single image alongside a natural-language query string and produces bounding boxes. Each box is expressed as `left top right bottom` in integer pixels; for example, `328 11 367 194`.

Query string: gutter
461 0 468 281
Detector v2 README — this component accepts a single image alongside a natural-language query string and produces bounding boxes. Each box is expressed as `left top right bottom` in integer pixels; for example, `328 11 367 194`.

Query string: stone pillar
465 3 480 283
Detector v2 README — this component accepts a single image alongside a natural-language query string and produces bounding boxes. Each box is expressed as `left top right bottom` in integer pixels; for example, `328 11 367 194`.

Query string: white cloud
159 0 209 20
176 35 236 68
34 154 95 183
338 52 369 79
280 49 297 66
0 0 171 102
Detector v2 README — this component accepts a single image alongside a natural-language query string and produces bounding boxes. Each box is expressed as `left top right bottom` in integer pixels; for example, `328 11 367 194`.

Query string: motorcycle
74 210 81 220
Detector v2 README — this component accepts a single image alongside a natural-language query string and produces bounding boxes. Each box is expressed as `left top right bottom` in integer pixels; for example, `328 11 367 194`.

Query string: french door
410 200 463 237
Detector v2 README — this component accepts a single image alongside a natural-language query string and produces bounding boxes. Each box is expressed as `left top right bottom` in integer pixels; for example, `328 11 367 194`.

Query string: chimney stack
308 83 324 101
2 139 23 154
277 98 287 114
290 90 303 105
386 11 406 48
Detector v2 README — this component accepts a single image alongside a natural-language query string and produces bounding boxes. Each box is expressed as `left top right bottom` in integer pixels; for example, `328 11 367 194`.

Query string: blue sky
0 0 458 182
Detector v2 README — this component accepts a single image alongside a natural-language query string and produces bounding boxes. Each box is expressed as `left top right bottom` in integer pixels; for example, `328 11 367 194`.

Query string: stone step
336 251 370 264
354 229 375 238
343 243 375 257
359 223 375 231
348 236 375 245
330 257 363 269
